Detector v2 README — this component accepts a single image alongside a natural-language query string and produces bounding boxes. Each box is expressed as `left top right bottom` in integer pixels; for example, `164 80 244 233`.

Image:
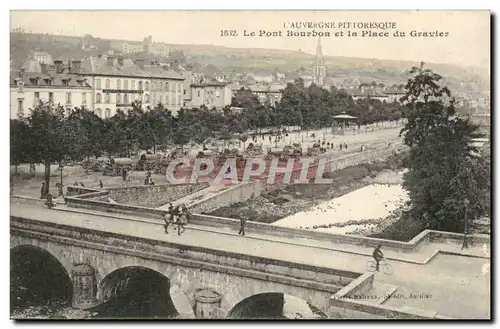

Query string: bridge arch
10 245 73 311
227 292 328 319
96 266 194 319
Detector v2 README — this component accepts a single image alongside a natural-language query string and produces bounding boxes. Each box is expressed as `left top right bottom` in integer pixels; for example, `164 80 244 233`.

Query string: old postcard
9 10 490 320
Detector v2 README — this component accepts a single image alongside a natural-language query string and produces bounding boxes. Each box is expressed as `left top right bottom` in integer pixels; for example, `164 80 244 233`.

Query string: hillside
10 32 489 92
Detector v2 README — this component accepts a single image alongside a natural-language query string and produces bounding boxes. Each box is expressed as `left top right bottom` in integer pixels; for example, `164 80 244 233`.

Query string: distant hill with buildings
10 31 489 94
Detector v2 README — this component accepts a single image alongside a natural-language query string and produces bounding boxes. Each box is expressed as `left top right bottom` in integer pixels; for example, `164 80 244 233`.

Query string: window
216 90 220 98
124 80 128 90
34 92 40 106
159 95 163 104
105 93 110 103
18 100 23 115
145 94 150 103
105 108 111 118
82 92 86 104
66 92 72 104
95 79 101 89
164 82 169 91
183 89 186 95
117 79 121 89
116 94 121 104
62 79 69 87
158 82 163 91
131 80 136 90
18 82 24 92
124 94 129 104
106 79 110 89
139 94 143 102
145 81 149 91
96 93 101 103
49 92 54 103
138 81 143 91
96 108 102 118
197 91 201 97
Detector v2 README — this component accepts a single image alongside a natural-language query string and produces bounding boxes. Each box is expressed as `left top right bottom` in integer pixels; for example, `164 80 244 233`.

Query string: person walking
174 206 184 236
163 211 172 234
372 244 384 272
99 180 104 189
40 182 46 199
238 216 247 236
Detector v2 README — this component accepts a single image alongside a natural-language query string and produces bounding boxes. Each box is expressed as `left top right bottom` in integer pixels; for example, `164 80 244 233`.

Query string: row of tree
10 66 490 233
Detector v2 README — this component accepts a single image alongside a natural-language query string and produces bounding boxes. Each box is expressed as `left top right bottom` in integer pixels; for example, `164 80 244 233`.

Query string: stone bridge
11 210 359 319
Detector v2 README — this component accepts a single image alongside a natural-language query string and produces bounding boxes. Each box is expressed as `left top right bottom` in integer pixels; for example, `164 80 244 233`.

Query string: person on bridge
181 204 191 224
163 211 173 234
238 216 247 236
99 180 104 189
168 203 175 223
373 244 384 272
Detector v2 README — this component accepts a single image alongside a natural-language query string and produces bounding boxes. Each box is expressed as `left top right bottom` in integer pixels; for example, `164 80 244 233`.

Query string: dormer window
30 78 38 86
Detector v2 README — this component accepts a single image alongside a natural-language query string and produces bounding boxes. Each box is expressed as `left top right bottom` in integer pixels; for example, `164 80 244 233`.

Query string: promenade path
10 198 490 319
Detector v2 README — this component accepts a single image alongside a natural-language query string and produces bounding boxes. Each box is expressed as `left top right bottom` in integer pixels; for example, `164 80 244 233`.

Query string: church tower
312 37 326 87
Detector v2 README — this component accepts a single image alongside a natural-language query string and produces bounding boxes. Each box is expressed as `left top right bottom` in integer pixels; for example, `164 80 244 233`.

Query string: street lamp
58 163 64 197
462 197 470 249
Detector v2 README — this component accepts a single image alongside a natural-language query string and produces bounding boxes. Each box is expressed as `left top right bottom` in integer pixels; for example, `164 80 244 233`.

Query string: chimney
54 60 63 74
71 60 81 73
19 69 25 78
134 58 145 69
107 55 115 66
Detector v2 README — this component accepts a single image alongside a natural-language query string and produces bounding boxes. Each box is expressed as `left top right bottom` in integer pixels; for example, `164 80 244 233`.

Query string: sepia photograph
8 10 491 320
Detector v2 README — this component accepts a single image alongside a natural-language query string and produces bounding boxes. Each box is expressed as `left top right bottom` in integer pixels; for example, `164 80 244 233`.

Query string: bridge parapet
11 215 360 315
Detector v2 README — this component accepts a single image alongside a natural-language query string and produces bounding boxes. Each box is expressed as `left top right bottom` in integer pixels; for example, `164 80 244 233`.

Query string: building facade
80 55 152 118
122 36 170 57
10 66 91 119
244 84 285 107
143 65 185 116
188 83 232 110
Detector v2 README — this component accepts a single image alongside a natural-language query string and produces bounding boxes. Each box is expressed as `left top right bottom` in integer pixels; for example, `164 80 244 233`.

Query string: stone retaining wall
188 143 405 214
106 183 209 207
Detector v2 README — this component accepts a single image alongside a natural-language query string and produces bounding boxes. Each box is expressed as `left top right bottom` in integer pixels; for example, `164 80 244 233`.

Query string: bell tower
313 37 326 87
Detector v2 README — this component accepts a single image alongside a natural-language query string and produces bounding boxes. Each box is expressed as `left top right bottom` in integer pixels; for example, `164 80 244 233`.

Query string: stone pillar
194 289 222 319
72 264 97 309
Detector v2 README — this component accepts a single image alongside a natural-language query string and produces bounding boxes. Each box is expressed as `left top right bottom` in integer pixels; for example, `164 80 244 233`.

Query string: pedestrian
174 206 184 235
99 180 104 189
238 216 247 236
163 211 171 234
344 143 348 149
372 244 384 272
150 179 155 185
168 203 175 224
80 182 85 187
181 204 191 224
340 143 343 150
40 182 46 199
45 193 56 209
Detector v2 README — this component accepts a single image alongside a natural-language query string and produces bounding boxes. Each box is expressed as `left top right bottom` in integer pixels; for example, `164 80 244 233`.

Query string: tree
400 63 489 232
10 118 31 176
26 104 75 197
67 108 105 173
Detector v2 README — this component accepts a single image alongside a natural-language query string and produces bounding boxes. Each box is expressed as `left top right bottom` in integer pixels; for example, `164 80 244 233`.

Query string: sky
10 10 490 70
